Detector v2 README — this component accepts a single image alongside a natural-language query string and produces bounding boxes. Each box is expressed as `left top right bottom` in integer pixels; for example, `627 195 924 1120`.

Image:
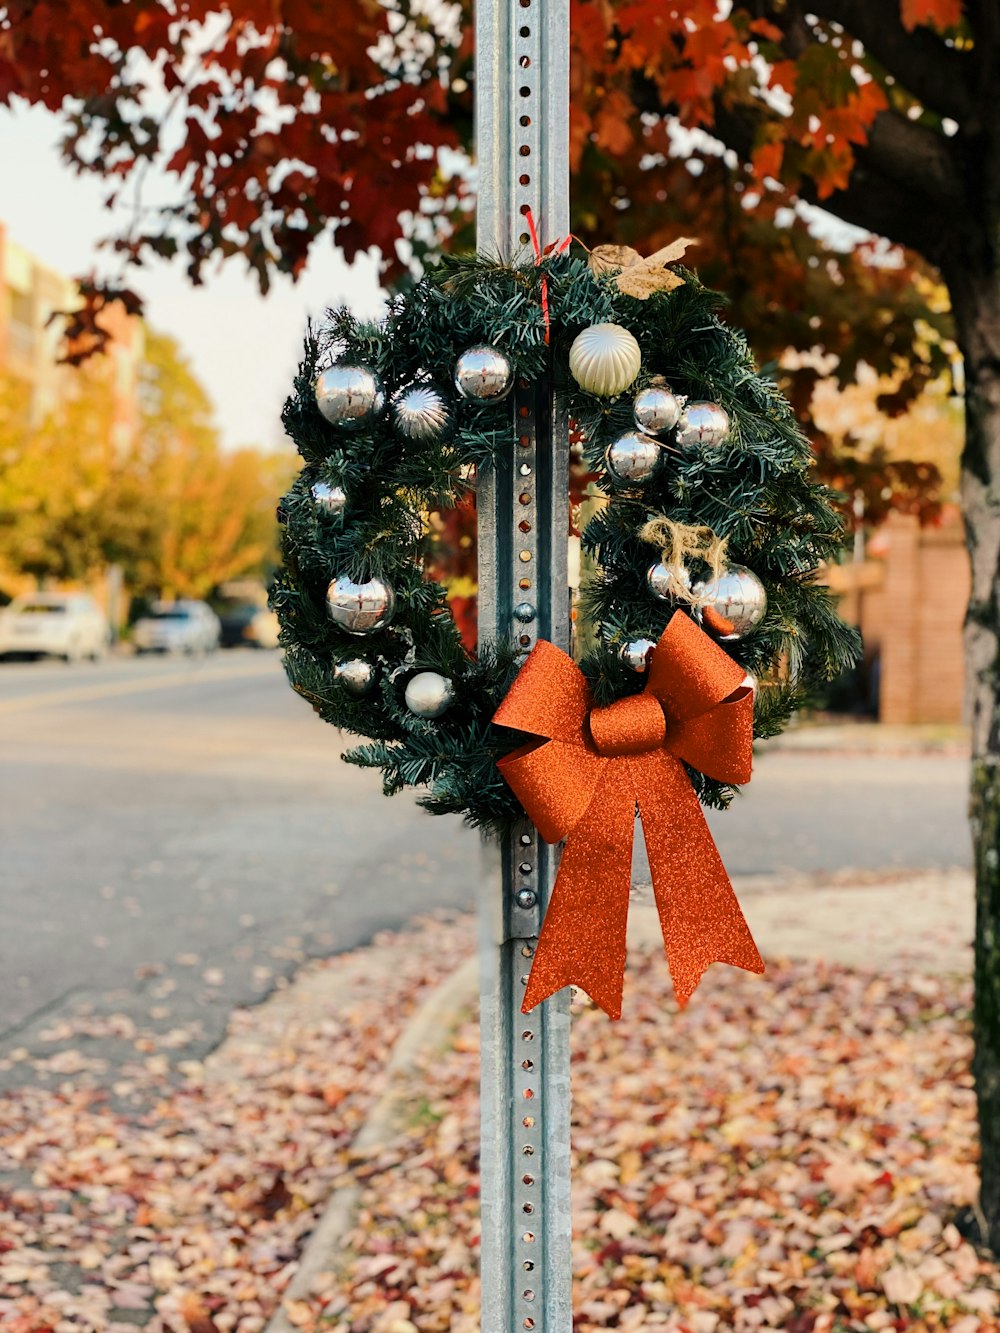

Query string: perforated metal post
475 3 573 1332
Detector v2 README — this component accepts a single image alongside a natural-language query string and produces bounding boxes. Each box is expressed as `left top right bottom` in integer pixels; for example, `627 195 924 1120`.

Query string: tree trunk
951 258 1000 1249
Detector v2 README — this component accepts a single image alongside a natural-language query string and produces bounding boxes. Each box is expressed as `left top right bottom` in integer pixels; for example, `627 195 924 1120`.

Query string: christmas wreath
273 250 858 840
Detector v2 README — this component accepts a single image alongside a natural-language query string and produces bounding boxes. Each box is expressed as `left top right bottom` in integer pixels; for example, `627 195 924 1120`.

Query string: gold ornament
568 323 642 397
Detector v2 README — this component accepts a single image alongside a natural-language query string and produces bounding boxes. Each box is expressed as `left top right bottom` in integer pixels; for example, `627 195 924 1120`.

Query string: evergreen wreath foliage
273 252 859 833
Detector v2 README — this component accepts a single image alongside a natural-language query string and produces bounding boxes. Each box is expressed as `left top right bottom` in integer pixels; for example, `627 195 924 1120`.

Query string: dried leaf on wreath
588 237 698 299
588 244 644 278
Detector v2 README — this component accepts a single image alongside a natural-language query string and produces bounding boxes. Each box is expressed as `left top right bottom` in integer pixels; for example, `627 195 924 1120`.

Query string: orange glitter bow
494 611 764 1019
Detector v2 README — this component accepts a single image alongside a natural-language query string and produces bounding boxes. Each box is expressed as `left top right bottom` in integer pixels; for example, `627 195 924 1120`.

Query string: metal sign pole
475 3 573 1332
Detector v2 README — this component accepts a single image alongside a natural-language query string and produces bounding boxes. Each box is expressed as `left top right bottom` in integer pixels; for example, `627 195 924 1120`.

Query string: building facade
0 221 143 435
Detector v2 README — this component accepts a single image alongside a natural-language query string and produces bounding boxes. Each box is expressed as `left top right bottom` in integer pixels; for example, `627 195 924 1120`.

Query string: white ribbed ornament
568 323 642 397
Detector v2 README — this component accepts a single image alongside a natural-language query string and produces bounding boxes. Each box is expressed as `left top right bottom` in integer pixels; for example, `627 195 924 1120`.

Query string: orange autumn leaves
0 1 969 327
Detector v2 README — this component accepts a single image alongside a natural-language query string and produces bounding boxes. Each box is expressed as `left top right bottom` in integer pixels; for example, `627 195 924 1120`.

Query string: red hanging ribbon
493 611 764 1019
524 207 571 345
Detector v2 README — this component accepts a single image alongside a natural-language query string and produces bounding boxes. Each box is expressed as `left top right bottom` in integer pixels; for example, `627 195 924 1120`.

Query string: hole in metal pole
522 1059 534 1071
524 1319 535 1330
519 550 532 563
519 174 531 186
519 861 532 873
523 1087 534 1099
519 87 531 98
520 25 531 37
523 1116 535 1128
523 1173 534 1185
523 1289 535 1301
522 1029 535 1040
519 463 532 475
523 1202 534 1214
519 55 531 67
520 833 531 845
519 233 530 244
523 1261 534 1272
519 491 532 504
518 577 531 590
522 1232 535 1244
523 1144 534 1155
520 115 531 126
519 519 531 533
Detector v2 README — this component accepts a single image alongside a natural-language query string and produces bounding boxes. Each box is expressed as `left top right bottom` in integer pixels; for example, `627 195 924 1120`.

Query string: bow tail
637 754 764 1008
522 764 637 1020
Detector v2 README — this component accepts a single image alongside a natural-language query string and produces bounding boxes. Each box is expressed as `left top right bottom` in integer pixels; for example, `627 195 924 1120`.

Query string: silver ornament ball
647 562 692 602
513 601 536 624
333 657 375 696
315 364 384 430
675 401 730 449
310 480 347 515
325 575 396 636
605 431 663 485
621 637 658 672
633 382 682 436
404 670 455 719
692 565 767 640
454 345 513 402
391 384 452 441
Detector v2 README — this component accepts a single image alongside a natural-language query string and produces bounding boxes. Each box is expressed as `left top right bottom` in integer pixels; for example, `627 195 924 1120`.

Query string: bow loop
493 640 591 745
500 738 606 845
667 686 753 785
645 610 746 722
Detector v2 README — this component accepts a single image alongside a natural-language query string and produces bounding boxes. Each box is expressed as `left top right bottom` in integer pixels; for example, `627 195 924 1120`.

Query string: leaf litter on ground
0 914 997 1333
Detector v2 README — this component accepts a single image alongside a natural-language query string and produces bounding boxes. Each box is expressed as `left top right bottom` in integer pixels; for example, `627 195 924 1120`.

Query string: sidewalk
761 718 970 756
0 871 994 1333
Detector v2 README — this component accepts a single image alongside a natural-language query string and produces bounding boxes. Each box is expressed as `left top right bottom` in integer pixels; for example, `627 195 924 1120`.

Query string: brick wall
830 512 969 725
880 513 969 724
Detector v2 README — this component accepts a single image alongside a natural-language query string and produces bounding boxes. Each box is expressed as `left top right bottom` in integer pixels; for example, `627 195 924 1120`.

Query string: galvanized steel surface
475 1 573 1330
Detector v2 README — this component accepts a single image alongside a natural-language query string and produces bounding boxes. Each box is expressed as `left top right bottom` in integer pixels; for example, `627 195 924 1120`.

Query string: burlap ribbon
493 611 764 1019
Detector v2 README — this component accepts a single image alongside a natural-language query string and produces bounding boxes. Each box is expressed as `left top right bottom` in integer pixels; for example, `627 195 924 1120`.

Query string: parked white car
0 592 110 662
132 600 221 655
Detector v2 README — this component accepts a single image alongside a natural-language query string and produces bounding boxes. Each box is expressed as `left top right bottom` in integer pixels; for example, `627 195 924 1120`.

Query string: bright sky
1 104 389 452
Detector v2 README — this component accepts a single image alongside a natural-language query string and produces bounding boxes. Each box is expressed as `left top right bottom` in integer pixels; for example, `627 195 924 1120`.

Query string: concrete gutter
264 956 479 1333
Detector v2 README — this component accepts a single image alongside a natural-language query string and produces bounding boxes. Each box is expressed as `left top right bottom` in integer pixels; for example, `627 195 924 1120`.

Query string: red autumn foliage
0 0 964 523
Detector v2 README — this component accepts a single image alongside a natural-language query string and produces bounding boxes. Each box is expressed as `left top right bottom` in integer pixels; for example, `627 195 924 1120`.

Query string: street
0 651 971 1091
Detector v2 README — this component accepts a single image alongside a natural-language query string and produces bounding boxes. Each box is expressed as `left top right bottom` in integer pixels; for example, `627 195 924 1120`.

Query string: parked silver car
132 600 221 655
0 592 110 662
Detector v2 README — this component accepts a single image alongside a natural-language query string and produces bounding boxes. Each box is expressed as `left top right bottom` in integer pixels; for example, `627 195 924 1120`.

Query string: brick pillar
879 513 920 724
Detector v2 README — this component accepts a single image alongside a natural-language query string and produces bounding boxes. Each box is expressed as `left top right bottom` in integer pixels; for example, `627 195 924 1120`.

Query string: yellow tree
0 366 126 586
136 333 290 599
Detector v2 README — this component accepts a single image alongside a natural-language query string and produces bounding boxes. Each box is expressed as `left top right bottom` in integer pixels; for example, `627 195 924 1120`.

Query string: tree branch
858 108 962 205
797 0 972 123
710 98 954 264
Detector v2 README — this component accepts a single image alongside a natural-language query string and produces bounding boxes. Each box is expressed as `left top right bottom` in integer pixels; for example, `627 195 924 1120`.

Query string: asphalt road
0 651 971 1094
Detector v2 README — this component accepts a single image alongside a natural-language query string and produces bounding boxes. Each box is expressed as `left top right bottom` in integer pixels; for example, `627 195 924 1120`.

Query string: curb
264 954 479 1333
